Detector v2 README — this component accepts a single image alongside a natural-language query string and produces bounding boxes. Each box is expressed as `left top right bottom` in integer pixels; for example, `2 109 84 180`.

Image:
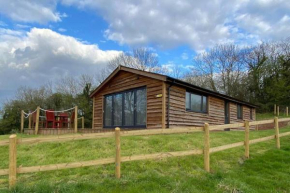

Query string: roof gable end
90 66 166 97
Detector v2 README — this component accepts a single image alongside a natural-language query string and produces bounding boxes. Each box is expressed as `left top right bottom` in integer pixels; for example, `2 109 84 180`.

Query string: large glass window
124 91 134 126
136 89 146 125
113 94 122 126
186 92 208 113
237 104 243 119
104 87 146 128
104 96 112 126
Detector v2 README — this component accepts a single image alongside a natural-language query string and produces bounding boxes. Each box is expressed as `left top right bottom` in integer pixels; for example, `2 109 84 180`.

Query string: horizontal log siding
252 108 256 120
168 86 225 127
93 71 163 129
230 103 256 123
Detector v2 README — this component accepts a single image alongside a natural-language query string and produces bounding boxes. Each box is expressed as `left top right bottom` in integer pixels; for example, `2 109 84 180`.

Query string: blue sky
0 0 290 106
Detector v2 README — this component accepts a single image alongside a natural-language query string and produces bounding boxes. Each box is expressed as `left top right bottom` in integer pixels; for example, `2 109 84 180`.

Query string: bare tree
98 47 163 82
189 44 247 98
55 76 79 97
165 64 188 79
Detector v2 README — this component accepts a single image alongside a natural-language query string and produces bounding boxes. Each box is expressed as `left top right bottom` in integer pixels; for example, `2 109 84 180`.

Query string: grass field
256 112 288 120
0 124 290 193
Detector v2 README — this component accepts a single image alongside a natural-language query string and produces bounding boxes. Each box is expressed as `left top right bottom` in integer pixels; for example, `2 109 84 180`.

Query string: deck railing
1 117 290 188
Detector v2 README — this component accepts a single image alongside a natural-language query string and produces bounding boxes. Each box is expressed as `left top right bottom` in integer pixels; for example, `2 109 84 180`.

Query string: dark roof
90 65 256 108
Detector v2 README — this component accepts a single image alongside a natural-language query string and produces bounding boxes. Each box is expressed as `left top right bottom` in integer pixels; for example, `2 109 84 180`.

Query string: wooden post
35 106 40 135
115 127 121 178
204 123 210 172
286 107 288 116
162 82 166 129
277 106 279 116
82 117 84 129
274 117 280 149
244 120 250 158
9 134 17 188
28 113 32 129
92 97 95 129
274 104 276 115
74 106 78 133
20 110 24 133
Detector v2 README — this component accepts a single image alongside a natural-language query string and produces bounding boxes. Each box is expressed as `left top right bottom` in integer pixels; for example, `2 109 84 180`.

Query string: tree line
186 38 290 112
1 39 289 134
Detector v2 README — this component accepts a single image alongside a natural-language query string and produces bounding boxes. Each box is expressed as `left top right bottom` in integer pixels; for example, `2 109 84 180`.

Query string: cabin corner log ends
1 117 290 188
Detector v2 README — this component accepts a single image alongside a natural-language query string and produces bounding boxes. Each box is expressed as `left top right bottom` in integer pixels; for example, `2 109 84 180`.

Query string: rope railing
23 109 37 118
22 107 76 119
20 106 82 134
39 107 76 113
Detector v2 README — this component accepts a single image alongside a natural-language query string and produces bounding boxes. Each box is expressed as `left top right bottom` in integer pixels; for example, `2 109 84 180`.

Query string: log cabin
90 66 256 129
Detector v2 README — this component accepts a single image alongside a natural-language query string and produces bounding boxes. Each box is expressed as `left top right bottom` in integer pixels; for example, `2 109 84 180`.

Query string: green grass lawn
0 126 290 192
256 112 289 120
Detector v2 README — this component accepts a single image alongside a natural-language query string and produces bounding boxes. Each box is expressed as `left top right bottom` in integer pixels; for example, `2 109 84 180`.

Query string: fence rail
0 126 203 147
1 118 290 147
1 117 290 188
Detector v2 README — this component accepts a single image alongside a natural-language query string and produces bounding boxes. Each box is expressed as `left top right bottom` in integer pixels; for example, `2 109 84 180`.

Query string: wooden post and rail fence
1 117 290 188
20 106 85 135
274 104 289 116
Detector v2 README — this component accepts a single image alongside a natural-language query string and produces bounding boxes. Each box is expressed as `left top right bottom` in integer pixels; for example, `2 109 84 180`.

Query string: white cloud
58 28 67 32
62 0 290 50
0 1 289 49
0 27 121 102
181 53 188 60
0 21 7 26
1 1 289 49
235 0 290 40
0 0 62 23
15 24 31 29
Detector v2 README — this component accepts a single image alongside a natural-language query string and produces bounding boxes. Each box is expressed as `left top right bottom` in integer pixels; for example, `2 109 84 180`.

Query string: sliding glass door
104 87 146 128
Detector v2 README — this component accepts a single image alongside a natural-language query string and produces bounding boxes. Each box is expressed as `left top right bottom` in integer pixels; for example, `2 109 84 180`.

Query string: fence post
9 134 17 189
28 113 32 129
35 106 40 135
255 125 259 131
20 110 24 133
74 106 78 133
277 106 279 116
274 104 276 115
115 127 121 178
286 107 288 116
274 117 280 149
204 123 210 172
82 117 84 129
244 120 250 158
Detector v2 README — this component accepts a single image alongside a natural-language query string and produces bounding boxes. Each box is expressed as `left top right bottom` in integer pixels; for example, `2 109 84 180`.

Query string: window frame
103 86 147 129
237 104 243 119
185 91 208 114
250 108 253 120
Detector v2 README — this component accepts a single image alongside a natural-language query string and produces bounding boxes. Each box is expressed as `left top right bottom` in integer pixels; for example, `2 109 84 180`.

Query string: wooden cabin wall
92 71 164 129
168 85 225 127
252 108 256 120
230 103 256 123
229 102 239 123
168 85 256 127
92 73 256 129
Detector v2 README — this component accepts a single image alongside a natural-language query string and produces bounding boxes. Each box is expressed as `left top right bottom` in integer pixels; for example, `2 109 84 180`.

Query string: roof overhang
90 66 166 98
166 77 257 108
90 65 256 108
